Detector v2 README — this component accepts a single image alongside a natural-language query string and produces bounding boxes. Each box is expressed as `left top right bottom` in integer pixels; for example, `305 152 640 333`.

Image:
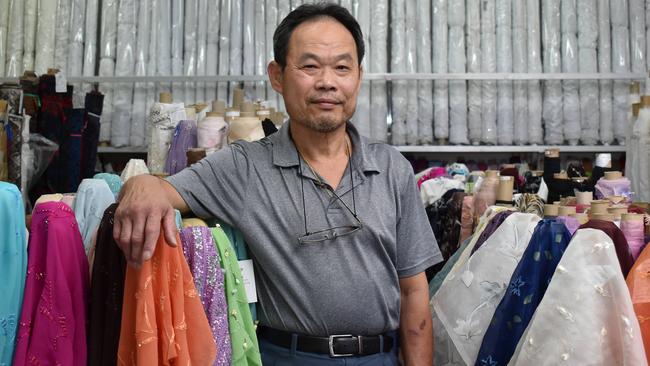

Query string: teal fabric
93 173 123 197
73 179 115 254
0 182 27 365
174 209 182 231
429 237 473 297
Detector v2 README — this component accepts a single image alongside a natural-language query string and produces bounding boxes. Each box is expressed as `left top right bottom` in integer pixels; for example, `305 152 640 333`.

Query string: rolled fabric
481 0 497 144
166 120 198 175
594 177 633 202
433 0 449 141
598 0 613 144
449 25 468 145
390 0 407 145
82 0 99 93
621 218 646 259
5 0 23 77
562 0 581 145
112 0 137 148
34 0 57 75
22 0 38 72
467 0 482 144
527 0 544 144
496 0 513 145
512 0 528 145
416 0 433 144
370 0 388 142
130 0 150 147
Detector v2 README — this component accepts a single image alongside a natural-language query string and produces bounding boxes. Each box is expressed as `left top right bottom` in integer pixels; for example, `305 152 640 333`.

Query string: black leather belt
258 326 394 358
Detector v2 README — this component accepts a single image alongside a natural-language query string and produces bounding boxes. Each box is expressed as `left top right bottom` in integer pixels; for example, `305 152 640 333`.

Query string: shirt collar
271 120 381 173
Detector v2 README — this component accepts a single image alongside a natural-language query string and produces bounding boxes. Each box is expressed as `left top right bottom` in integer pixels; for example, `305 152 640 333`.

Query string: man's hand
114 175 188 267
399 272 433 366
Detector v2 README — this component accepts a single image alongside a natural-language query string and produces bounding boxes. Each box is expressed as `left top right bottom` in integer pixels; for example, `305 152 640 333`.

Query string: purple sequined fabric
180 226 232 366
165 120 198 175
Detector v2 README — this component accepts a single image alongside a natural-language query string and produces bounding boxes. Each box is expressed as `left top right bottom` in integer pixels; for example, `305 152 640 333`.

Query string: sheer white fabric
510 229 647 366
432 212 540 365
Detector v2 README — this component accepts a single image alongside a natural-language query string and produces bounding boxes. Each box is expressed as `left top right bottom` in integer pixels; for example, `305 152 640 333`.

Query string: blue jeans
259 335 399 366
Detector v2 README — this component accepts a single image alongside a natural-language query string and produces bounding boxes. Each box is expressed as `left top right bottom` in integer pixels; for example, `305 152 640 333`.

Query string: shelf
0 72 645 84
395 145 627 153
98 146 147 154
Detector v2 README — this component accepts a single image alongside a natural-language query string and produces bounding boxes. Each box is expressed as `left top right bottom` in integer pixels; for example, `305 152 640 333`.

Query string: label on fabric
55 71 68 93
238 259 258 303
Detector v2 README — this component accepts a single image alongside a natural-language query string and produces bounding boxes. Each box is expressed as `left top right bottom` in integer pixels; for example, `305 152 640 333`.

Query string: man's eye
303 64 317 69
336 65 350 71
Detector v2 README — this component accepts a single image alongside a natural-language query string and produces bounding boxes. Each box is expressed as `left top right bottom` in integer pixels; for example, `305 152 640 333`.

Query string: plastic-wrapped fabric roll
370 0 388 142
613 25 631 144
448 0 464 27
112 0 136 148
265 0 279 110
195 0 208 102
22 0 38 72
277 0 290 113
205 0 219 102
68 0 85 106
291 0 302 10
527 0 543 144
496 0 513 145
197 116 228 149
433 0 448 141
579 49 600 145
390 0 407 145
156 0 172 94
229 0 243 95
130 0 150 147
481 0 497 145
353 0 372 139
243 0 255 99
145 0 158 126
183 0 198 104
82 0 98 92
513 0 528 145
562 0 580 146
171 0 185 101
54 0 70 71
598 0 613 145
218 0 232 103
5 0 23 77
98 0 118 142
542 0 563 145
577 0 598 49
467 0 482 144
611 0 629 26
449 26 468 145
0 0 10 77
34 0 57 75
405 0 418 145
98 58 115 143
630 0 646 73
416 0 433 144
254 2 266 101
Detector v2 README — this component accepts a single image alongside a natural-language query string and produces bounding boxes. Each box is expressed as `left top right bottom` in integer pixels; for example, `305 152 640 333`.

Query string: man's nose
314 67 337 91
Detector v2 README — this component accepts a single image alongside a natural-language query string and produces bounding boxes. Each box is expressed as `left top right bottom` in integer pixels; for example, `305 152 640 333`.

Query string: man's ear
268 61 284 95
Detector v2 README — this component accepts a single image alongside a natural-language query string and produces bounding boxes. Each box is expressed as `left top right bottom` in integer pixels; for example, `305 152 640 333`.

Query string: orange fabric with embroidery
627 240 650 364
117 233 217 365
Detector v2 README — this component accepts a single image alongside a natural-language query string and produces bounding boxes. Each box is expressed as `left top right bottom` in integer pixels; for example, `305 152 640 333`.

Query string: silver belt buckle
328 334 358 357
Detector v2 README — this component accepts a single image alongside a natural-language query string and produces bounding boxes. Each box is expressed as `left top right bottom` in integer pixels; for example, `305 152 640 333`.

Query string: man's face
269 18 362 133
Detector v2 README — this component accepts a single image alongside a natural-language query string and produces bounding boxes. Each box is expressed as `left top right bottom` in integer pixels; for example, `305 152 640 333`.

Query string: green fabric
211 226 262 366
429 237 473 297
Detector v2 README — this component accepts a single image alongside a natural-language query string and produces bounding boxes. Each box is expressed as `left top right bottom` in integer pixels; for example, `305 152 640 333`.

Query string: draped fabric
87 204 126 366
627 240 650 365
14 202 89 366
117 231 216 365
470 210 515 255
579 219 635 277
426 189 466 279
120 158 149 182
0 182 27 365
165 120 198 175
93 172 123 197
73 179 115 254
211 226 262 366
510 229 647 365
432 213 540 365
81 91 104 180
475 219 571 365
180 226 232 366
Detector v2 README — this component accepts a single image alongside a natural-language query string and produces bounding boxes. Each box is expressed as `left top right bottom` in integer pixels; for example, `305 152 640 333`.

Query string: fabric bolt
579 219 635 277
420 177 466 206
182 217 209 228
34 193 63 206
475 219 571 366
621 218 646 260
510 229 647 365
211 226 262 366
417 167 447 187
81 92 104 180
432 213 540 365
93 173 123 197
0 182 27 365
626 239 650 365
515 193 545 217
473 177 499 219
120 159 149 182
595 177 633 202
556 215 581 235
73 179 115 254
429 237 473 299
426 189 466 279
459 196 475 244
87 204 126 366
117 232 217 365
197 115 228 150
180 226 232 366
165 120 198 175
6 113 24 190
471 210 515 255
13 202 89 366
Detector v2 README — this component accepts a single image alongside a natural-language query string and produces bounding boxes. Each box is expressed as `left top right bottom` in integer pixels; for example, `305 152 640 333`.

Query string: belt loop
290 333 298 355
379 334 384 354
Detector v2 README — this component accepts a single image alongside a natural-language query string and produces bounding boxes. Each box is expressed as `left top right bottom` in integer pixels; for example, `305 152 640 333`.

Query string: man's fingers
162 209 178 247
129 215 147 264
142 212 162 261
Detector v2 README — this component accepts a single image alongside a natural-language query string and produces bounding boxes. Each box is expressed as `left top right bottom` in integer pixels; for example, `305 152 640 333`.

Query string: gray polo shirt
167 121 442 336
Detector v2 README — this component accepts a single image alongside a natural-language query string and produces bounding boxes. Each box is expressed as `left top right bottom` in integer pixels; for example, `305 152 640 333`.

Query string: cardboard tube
233 88 245 109
604 171 623 180
558 206 577 216
622 213 644 222
591 213 615 222
212 100 226 116
240 101 256 118
485 170 499 179
576 191 593 205
590 200 611 214
185 108 197 120
544 204 560 217
631 82 641 95
569 213 589 224
496 176 514 203
554 172 569 180
642 95 650 107
633 103 641 117
159 92 172 103
608 206 628 220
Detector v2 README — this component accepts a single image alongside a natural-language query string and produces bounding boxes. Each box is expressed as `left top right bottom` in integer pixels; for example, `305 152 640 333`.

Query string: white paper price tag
238 259 257 303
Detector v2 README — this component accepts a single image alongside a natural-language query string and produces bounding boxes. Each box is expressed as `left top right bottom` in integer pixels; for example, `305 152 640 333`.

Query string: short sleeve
167 143 251 226
395 169 443 278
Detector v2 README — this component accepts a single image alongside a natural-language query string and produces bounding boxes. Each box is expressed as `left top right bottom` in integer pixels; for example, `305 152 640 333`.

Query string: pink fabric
14 202 89 366
621 219 646 260
417 167 447 187
556 216 581 235
575 204 590 214
460 196 475 244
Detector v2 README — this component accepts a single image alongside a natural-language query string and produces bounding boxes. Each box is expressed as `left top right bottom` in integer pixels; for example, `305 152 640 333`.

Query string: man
115 3 442 365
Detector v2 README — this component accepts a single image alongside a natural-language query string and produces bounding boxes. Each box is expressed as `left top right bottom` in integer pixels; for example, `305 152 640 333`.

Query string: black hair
273 2 365 69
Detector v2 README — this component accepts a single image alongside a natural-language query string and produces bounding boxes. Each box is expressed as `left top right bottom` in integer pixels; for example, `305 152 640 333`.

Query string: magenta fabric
417 167 447 187
13 202 89 366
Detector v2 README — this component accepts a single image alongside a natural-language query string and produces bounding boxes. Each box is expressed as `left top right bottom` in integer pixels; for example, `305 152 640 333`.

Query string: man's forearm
399 273 434 365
